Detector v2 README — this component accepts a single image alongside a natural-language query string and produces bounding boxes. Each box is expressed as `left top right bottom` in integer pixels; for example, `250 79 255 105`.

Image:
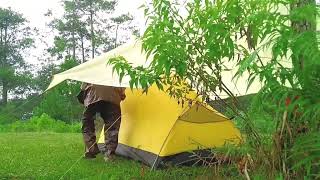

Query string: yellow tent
46 40 243 168
97 85 241 168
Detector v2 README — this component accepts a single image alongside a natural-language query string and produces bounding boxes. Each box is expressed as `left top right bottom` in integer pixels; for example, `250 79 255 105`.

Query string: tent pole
151 100 196 170
151 120 178 170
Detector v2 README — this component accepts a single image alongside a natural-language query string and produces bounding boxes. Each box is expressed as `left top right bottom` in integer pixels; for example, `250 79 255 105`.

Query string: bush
0 103 20 124
0 95 43 125
0 113 81 133
33 82 83 124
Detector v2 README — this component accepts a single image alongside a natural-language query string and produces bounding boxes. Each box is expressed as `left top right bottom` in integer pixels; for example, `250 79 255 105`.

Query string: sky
2 0 319 66
0 0 146 28
0 0 147 65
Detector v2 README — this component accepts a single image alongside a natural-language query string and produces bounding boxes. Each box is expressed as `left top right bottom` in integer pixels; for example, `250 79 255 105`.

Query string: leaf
246 74 256 93
155 80 164 91
234 51 257 80
129 80 134 89
119 71 125 83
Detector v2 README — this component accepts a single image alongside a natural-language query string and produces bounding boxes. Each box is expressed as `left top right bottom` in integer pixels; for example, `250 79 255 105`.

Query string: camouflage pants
82 101 121 155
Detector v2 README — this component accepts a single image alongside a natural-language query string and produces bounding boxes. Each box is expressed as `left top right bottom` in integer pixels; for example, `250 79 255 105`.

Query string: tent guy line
58 115 122 180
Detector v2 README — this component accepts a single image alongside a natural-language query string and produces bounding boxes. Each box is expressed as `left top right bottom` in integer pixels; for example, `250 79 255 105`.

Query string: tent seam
177 118 230 124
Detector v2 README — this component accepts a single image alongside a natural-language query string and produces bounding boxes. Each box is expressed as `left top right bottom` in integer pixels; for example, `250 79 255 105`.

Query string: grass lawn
0 133 213 180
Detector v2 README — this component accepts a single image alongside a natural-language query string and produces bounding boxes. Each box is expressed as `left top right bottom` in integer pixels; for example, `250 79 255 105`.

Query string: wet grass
0 133 212 180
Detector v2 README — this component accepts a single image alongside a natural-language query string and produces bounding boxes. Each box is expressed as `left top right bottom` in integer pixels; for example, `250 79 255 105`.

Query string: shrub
0 113 81 133
33 82 83 124
0 103 20 124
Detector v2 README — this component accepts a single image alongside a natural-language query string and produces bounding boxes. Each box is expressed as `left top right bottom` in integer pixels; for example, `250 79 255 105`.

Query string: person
79 83 126 161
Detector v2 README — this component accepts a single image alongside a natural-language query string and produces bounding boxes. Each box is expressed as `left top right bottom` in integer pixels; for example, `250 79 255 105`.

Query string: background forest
0 0 138 126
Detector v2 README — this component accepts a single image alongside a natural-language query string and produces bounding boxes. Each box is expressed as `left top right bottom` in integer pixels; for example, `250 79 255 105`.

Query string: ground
0 133 212 180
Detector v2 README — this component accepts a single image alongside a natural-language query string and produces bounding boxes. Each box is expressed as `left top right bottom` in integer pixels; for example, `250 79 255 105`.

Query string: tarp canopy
46 41 151 90
46 40 263 97
45 40 243 168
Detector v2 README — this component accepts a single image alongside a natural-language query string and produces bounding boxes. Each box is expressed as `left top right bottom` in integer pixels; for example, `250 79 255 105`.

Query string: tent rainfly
46 40 242 168
97 85 241 168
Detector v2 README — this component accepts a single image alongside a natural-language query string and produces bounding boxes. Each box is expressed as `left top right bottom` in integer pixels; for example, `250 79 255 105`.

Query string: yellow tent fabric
97 85 241 158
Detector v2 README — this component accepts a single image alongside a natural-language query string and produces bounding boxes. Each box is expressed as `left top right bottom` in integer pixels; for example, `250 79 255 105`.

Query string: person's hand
120 94 126 100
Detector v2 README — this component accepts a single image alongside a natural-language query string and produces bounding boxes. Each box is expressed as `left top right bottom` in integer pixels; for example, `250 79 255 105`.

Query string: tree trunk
71 8 77 61
81 35 85 63
0 28 3 47
114 24 119 48
2 80 8 105
0 28 3 66
90 9 95 59
72 30 76 60
1 26 9 105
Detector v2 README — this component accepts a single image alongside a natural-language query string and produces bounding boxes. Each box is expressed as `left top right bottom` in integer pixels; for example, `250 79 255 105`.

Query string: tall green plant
109 0 320 178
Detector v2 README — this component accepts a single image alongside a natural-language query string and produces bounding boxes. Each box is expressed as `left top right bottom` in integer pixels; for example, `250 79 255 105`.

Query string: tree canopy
0 8 34 105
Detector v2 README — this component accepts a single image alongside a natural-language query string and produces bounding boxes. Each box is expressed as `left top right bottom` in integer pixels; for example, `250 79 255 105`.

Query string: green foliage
0 114 81 133
33 59 83 123
0 103 20 124
33 63 59 91
109 0 320 178
0 95 41 125
246 95 277 135
289 132 320 179
0 8 35 104
47 0 89 62
111 13 133 24
33 85 82 123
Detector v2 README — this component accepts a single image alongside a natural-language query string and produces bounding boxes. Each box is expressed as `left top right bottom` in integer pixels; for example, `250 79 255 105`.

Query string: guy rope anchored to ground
58 114 123 180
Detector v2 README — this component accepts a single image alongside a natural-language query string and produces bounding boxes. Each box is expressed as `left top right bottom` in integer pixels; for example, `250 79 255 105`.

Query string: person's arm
81 83 93 91
78 83 90 104
116 87 126 100
80 83 89 91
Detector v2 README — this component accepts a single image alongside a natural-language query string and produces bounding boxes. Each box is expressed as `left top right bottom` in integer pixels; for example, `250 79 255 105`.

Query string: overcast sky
3 0 318 66
0 0 147 65
0 0 146 28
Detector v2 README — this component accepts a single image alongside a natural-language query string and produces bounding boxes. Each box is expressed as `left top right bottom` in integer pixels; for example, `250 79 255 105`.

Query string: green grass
0 133 213 180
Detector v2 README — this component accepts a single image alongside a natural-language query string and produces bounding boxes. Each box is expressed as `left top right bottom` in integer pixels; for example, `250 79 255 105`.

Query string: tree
111 13 133 48
0 8 34 105
109 0 320 178
47 1 90 63
48 0 135 62
76 0 117 58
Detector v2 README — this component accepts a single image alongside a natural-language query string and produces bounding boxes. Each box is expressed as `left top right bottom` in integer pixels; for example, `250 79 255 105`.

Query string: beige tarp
46 41 150 90
46 40 263 97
